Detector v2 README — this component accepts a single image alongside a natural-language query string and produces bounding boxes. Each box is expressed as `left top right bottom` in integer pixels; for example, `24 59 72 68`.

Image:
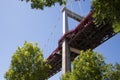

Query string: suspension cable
42 16 61 57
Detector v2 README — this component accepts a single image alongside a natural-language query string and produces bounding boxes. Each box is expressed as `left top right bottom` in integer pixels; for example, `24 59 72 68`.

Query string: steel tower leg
62 7 71 75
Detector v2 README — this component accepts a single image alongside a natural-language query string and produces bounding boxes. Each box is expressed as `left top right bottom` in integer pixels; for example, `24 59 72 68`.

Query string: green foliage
72 50 106 80
19 0 120 32
112 21 120 33
61 49 120 80
91 0 120 33
61 49 106 80
104 63 120 80
20 0 66 9
4 42 50 80
111 63 120 79
61 72 73 80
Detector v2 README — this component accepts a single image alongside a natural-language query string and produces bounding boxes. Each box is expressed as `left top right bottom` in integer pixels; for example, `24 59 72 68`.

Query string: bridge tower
62 7 83 74
62 7 71 74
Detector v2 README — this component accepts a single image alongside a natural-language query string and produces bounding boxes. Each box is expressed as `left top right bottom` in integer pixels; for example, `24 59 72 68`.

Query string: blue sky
0 0 120 80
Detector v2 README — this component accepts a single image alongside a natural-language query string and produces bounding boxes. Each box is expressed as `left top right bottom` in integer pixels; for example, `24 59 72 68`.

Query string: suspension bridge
45 7 119 78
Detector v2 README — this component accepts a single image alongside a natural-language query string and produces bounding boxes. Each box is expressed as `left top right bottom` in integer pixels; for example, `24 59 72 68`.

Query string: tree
104 63 120 80
110 63 120 80
91 0 120 33
61 49 107 80
20 0 66 9
61 50 120 80
19 0 120 32
20 0 85 9
4 42 50 80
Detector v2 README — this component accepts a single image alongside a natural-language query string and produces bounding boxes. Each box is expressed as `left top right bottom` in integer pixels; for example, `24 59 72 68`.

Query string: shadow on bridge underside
47 11 117 78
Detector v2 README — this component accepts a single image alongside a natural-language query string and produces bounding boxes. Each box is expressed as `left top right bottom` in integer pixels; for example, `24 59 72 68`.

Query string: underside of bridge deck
47 12 117 78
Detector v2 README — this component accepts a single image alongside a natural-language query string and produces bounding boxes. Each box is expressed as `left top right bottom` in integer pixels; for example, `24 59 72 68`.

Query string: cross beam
70 47 80 54
62 7 83 22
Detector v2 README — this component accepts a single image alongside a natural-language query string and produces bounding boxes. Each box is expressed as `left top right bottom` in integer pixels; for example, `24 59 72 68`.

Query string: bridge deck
47 12 116 78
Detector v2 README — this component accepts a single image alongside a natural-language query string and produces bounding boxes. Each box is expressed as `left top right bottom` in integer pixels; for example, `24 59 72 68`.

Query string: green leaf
4 41 50 80
112 21 120 33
